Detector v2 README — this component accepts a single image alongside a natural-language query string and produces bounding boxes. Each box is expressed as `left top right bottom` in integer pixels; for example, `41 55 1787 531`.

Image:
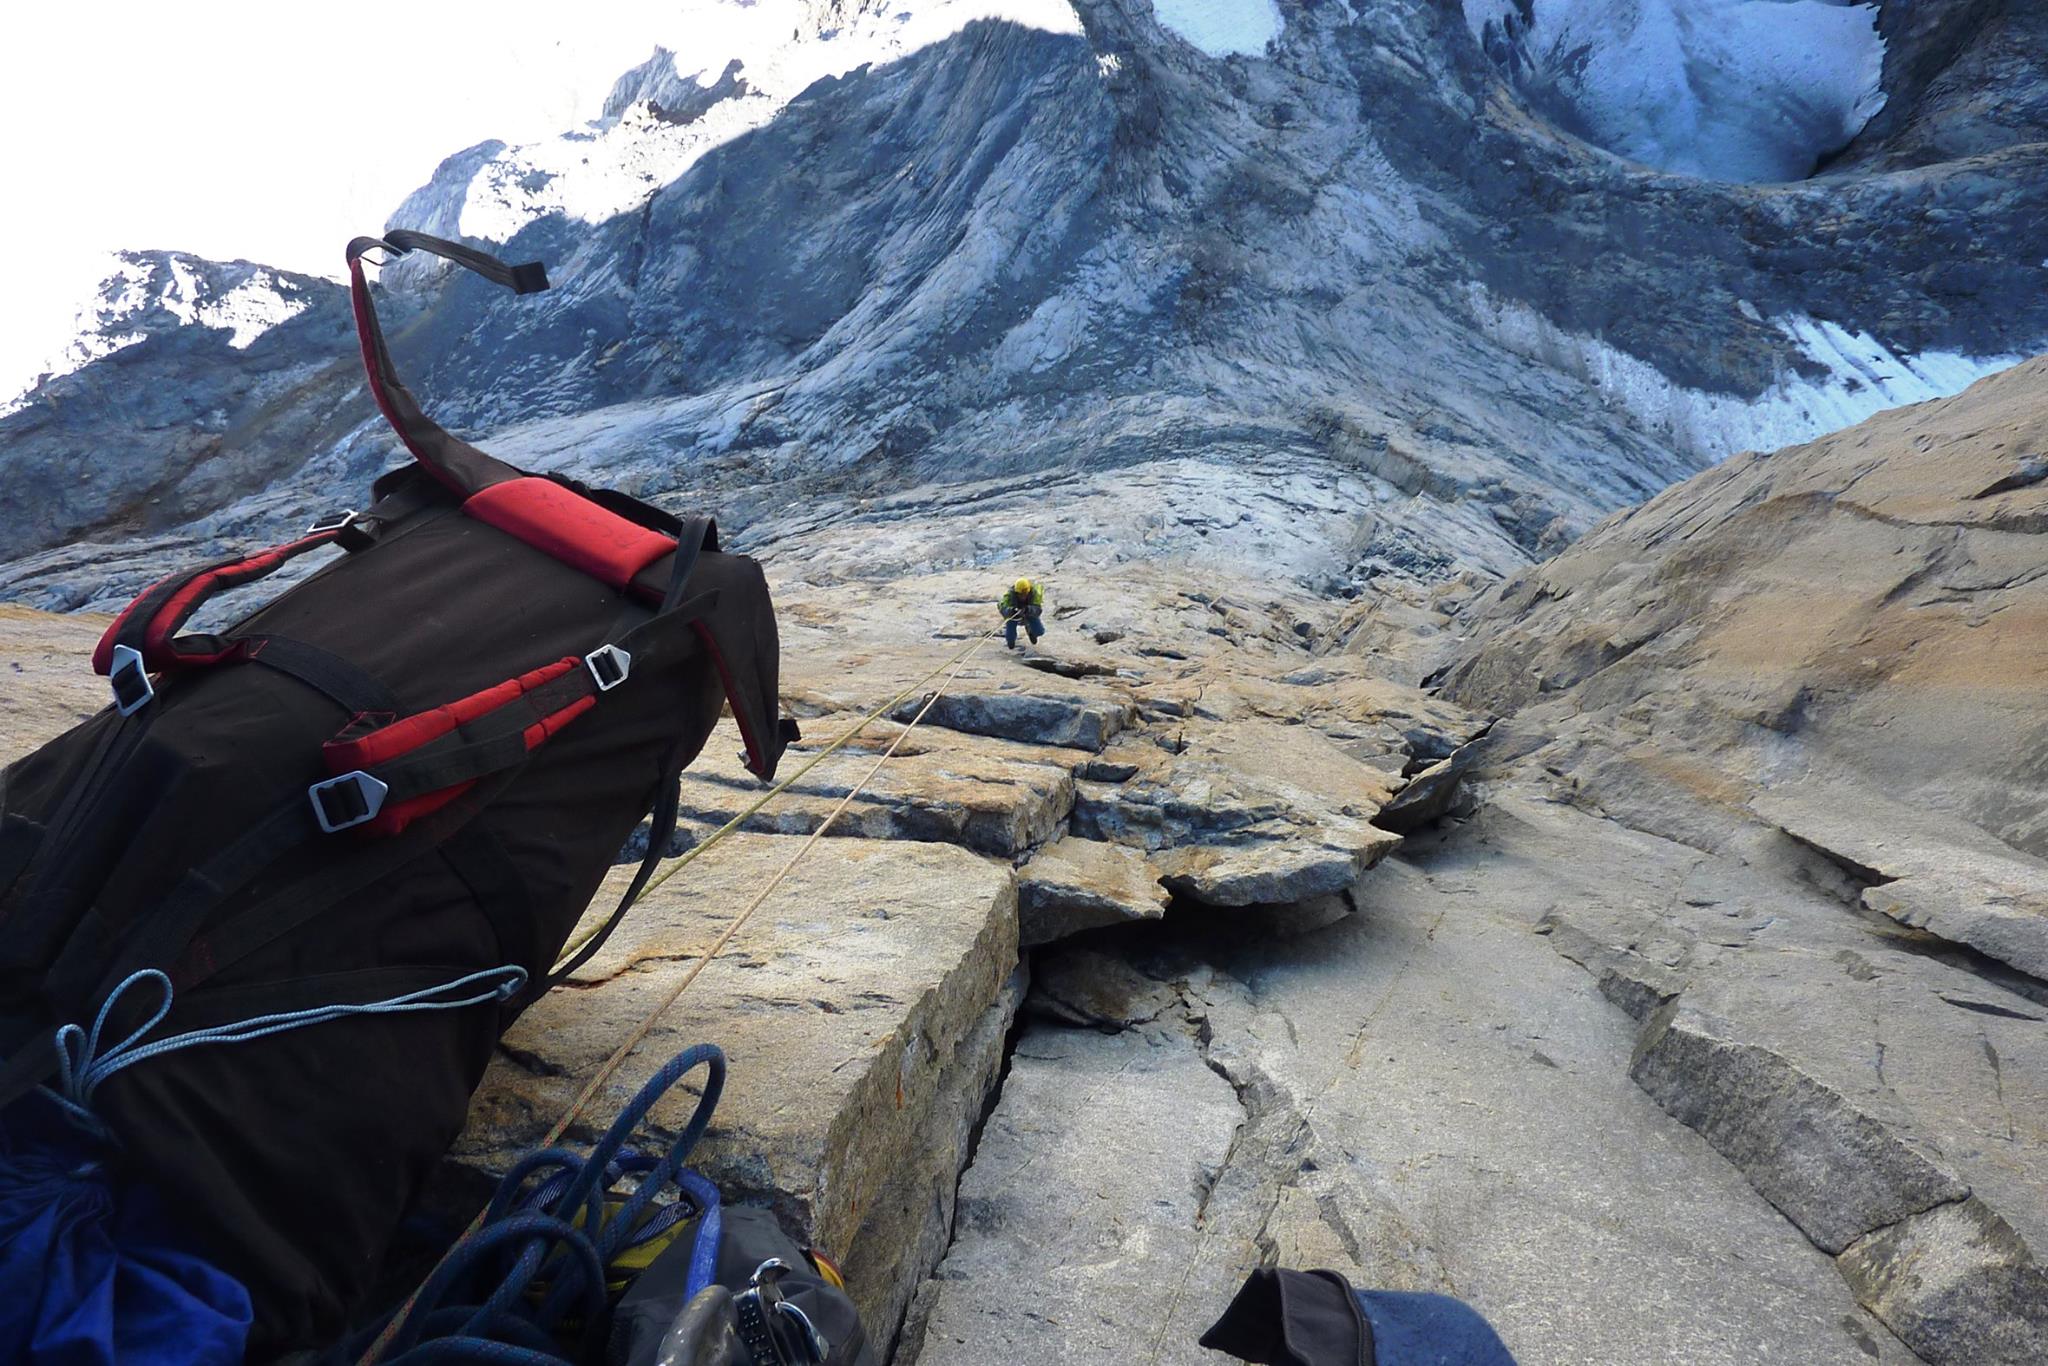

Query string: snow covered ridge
0 253 315 416
397 0 1084 254
1466 284 2028 462
1464 0 1889 183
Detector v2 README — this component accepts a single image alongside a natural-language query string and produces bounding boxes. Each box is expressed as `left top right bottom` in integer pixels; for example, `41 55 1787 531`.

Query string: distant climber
1001 577 1045 650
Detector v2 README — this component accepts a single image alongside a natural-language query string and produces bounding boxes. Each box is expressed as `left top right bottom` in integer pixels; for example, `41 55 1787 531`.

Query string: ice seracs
1465 0 1889 182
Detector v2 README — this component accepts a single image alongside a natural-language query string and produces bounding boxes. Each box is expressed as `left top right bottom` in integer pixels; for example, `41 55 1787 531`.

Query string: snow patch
1 255 313 416
1467 285 2027 461
1152 0 1284 57
1464 0 1888 182
401 0 1084 252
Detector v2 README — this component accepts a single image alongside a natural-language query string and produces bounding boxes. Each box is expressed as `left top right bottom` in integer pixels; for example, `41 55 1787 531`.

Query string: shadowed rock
1016 835 1168 945
1839 1198 2048 1366
894 684 1134 752
1630 997 1970 1254
1757 785 2048 981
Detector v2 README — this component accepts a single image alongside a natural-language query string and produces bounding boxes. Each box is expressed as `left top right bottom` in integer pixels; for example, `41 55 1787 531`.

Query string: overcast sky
0 1 700 397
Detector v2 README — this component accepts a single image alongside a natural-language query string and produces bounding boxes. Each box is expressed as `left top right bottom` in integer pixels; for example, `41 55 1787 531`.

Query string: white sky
0 1 700 398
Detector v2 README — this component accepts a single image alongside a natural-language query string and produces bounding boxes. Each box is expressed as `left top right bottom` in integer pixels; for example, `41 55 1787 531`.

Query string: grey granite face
4 0 2045 602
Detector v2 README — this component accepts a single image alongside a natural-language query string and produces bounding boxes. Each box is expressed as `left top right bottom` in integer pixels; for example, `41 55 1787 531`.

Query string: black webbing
364 668 596 806
242 636 401 716
0 786 317 1108
346 231 546 498
542 768 681 993
378 229 550 295
165 771 519 1001
0 711 146 968
540 519 721 992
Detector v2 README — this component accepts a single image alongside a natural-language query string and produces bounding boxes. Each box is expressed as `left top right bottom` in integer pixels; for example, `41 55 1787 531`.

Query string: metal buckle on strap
308 770 390 833
306 509 357 535
585 644 632 692
107 644 154 717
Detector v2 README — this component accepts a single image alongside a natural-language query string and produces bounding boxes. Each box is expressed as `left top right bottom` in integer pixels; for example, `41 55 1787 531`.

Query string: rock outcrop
1439 356 2048 939
1435 364 2048 1363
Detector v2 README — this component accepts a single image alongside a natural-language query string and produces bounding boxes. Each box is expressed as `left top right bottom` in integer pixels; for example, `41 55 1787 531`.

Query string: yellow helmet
1013 578 1034 596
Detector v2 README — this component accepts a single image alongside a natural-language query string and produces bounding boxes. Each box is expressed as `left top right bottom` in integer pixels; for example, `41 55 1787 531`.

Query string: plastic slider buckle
585 644 632 692
308 770 390 833
107 644 155 717
306 509 357 535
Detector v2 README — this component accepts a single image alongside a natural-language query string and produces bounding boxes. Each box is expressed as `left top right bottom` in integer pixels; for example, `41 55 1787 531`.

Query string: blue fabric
1005 608 1044 648
1356 1290 1516 1365
0 1092 251 1366
675 1169 723 1303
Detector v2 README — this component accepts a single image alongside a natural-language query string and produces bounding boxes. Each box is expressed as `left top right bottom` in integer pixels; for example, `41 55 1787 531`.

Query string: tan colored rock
1075 717 1404 906
453 835 1020 1350
0 605 108 760
1442 357 2048 862
1015 836 1168 945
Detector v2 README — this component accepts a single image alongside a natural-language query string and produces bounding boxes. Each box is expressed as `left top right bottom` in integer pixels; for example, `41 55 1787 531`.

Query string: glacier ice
1151 0 1284 57
1466 283 2025 462
1464 0 1889 182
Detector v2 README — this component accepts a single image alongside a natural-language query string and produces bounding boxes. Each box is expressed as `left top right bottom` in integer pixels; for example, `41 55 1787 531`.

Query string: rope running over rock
362 617 1010 1363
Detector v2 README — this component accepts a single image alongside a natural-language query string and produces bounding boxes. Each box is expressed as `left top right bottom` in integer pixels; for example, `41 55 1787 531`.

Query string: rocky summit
4 0 2048 1363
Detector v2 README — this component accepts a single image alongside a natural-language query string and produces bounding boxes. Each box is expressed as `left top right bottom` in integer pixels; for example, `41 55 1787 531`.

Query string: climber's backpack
0 229 793 1355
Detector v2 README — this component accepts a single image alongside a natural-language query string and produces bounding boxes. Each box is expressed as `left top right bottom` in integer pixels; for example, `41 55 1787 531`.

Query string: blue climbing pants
1005 609 1044 648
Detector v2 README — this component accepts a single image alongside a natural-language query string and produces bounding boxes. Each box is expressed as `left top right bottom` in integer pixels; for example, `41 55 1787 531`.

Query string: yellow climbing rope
549 617 1009 971
364 617 1009 1364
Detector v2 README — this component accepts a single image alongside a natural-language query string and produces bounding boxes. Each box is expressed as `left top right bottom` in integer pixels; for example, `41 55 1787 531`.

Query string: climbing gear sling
342 1043 876 1366
0 228 793 1356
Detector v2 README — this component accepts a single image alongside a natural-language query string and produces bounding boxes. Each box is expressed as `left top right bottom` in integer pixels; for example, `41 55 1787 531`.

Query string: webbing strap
344 232 545 499
361 666 595 805
242 636 402 715
543 769 681 993
540 518 721 992
45 795 319 1021
381 229 550 295
0 710 147 962
165 772 520 998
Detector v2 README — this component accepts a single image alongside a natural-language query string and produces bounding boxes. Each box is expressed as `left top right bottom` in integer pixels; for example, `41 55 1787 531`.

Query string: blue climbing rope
353 1043 727 1365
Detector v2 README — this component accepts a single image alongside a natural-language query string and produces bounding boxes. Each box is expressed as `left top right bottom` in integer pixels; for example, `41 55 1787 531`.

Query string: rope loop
358 1044 726 1364
47 965 528 1118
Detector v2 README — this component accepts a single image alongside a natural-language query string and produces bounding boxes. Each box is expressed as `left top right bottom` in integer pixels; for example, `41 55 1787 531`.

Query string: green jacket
999 584 1045 615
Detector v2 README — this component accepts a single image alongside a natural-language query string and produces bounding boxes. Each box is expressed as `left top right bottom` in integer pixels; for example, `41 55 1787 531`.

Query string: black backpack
0 230 792 1354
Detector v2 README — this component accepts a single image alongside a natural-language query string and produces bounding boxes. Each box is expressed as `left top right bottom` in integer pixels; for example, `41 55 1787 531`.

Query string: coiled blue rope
356 1043 727 1365
47 966 528 1125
